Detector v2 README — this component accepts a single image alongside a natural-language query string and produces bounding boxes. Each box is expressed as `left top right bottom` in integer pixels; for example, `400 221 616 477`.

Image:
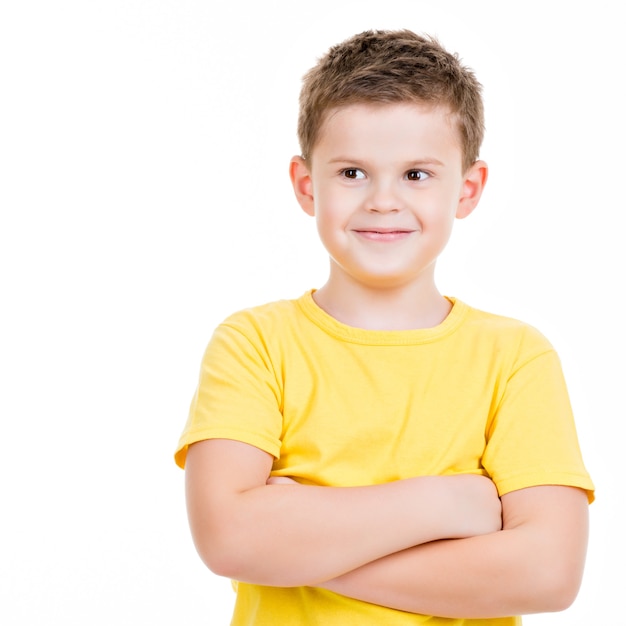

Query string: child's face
290 103 487 291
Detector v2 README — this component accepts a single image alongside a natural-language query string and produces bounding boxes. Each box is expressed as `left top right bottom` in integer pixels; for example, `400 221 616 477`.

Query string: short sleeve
482 345 595 503
174 322 284 468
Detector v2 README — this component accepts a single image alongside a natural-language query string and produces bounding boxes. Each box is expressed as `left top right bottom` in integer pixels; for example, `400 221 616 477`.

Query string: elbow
198 547 234 579
526 561 584 613
193 532 248 580
188 508 261 580
194 531 297 586
544 571 584 613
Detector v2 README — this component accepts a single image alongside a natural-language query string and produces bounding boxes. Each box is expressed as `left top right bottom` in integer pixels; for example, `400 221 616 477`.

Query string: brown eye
407 170 429 181
342 168 365 179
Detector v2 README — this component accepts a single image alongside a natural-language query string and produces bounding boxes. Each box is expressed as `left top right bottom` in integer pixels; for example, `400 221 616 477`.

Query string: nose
365 179 401 213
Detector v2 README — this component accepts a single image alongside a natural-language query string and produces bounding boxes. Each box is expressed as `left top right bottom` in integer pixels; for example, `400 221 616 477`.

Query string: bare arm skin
184 438 501 587
320 485 589 618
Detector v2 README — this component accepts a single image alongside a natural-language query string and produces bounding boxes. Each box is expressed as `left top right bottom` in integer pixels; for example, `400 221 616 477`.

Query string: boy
175 30 594 625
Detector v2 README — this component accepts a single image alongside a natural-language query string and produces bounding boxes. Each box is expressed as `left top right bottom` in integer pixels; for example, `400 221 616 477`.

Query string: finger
266 476 298 485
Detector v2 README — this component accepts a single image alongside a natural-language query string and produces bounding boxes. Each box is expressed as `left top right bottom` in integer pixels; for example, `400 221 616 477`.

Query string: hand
446 474 502 537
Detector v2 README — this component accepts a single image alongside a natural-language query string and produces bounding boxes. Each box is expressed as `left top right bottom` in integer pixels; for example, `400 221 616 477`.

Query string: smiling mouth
354 228 414 234
353 229 415 241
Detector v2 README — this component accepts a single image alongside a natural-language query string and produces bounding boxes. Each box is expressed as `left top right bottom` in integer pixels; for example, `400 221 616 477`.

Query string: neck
313 273 452 331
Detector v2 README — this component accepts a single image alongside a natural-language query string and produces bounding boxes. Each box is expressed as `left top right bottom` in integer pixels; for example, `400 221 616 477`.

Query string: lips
354 228 414 233
353 228 415 241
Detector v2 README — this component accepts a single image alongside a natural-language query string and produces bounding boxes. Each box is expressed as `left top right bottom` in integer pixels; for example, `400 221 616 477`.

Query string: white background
1 1 623 624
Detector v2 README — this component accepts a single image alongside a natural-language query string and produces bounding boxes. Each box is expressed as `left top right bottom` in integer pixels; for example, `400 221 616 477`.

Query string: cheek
315 190 349 224
315 213 342 242
425 194 459 224
420 208 457 244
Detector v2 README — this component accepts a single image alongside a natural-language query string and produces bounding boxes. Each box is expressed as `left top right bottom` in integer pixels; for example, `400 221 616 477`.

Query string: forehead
312 102 462 161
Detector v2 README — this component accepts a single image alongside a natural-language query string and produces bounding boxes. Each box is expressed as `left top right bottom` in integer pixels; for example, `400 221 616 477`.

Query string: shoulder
210 293 311 349
463 302 552 343
456 300 557 365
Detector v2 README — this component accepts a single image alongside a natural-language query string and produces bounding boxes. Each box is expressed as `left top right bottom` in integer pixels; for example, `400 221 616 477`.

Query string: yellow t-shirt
175 292 594 625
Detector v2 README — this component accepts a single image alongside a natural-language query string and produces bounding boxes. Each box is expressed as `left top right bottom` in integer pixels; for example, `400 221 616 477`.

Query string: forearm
225 482 438 583
191 477 492 587
185 440 500 587
321 486 589 618
323 532 541 618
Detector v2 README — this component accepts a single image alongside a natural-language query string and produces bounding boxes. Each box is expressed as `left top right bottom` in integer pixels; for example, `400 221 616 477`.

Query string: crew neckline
296 290 469 346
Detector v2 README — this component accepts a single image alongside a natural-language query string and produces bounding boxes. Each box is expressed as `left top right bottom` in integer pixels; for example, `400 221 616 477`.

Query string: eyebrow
327 157 445 167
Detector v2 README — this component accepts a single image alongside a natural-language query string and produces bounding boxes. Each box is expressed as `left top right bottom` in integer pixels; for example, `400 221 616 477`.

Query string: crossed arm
185 438 589 618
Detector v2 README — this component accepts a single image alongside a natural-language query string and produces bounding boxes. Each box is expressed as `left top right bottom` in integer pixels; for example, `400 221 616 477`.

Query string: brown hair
297 29 484 171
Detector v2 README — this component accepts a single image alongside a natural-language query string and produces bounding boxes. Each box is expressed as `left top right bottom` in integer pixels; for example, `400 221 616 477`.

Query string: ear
289 156 315 217
456 160 488 219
